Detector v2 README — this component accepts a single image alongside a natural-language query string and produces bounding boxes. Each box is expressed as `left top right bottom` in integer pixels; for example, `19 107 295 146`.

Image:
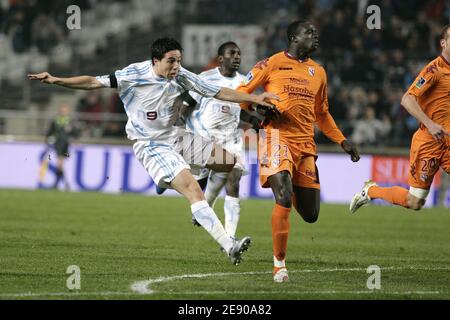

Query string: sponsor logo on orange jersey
415 77 426 89
305 168 316 179
283 85 315 100
289 78 310 86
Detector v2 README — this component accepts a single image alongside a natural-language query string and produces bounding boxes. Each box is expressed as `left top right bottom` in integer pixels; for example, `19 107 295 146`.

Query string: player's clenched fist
27 72 57 84
341 140 360 162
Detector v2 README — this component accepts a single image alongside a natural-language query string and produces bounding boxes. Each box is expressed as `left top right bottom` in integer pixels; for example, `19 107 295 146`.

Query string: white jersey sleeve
114 61 151 91
176 67 221 98
95 61 151 90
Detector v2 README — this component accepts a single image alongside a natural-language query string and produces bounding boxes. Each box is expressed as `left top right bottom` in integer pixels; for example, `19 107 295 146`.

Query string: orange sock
368 185 409 208
272 204 291 261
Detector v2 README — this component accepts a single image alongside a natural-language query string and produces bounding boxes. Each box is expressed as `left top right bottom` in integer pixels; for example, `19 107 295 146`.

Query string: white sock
274 256 286 268
224 195 240 239
204 171 228 208
191 200 233 253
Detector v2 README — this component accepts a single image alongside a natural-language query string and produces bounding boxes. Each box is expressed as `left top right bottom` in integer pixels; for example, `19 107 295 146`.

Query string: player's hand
256 104 282 123
27 72 57 84
341 140 360 162
426 121 449 142
254 92 280 108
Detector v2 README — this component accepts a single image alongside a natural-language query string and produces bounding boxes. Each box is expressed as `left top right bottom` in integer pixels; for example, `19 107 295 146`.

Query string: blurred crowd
177 0 449 147
74 91 126 139
0 0 93 54
262 0 450 147
2 0 450 147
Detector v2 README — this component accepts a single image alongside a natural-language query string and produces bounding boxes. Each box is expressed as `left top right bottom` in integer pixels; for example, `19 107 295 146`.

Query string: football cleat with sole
349 180 378 214
228 236 251 265
273 267 289 283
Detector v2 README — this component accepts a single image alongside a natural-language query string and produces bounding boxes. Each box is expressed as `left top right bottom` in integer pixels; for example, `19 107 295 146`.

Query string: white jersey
96 61 220 143
187 67 245 139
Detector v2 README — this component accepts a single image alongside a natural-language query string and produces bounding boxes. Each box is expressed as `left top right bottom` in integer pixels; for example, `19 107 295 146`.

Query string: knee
274 188 293 208
184 181 204 202
301 208 319 223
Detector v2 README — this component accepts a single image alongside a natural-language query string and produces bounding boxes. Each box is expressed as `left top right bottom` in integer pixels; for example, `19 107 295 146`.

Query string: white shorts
133 132 214 188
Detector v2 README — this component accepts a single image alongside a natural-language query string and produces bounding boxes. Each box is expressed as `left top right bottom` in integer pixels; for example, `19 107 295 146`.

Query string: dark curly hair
151 37 183 64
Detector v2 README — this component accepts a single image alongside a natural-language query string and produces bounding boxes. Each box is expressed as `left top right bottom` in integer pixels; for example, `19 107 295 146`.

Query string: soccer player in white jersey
28 37 279 265
185 42 247 241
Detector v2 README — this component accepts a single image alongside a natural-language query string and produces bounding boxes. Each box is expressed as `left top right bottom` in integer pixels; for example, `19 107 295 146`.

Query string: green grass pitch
0 189 449 300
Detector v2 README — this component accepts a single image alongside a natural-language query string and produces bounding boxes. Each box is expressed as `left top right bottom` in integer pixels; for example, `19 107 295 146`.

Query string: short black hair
440 24 450 41
287 20 309 43
151 37 183 63
217 41 239 56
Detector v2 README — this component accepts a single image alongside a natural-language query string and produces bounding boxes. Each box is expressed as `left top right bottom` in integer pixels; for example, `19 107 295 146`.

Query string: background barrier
1 141 447 207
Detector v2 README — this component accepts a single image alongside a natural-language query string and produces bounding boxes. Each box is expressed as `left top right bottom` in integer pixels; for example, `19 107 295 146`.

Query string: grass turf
0 189 449 300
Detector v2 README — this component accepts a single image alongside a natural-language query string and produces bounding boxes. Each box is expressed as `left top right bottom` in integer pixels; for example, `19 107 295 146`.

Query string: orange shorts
258 130 320 189
408 130 450 189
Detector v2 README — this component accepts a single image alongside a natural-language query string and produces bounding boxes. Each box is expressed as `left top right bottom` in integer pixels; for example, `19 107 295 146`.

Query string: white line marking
1 266 448 297
130 266 450 295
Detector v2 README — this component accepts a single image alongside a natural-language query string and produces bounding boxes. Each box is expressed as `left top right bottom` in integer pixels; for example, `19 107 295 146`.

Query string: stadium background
0 0 449 205
0 0 450 301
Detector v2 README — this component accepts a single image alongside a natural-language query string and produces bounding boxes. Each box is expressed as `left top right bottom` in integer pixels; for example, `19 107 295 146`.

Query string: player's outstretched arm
215 87 279 109
27 72 104 90
401 93 449 142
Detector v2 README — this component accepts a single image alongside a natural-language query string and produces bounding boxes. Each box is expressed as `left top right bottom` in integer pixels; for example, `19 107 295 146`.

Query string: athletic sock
272 204 291 262
224 195 240 239
191 200 233 253
368 185 409 208
204 172 228 208
273 256 286 272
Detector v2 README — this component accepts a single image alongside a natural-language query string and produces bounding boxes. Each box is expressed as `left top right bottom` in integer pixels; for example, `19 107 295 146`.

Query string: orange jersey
237 51 345 144
407 55 450 135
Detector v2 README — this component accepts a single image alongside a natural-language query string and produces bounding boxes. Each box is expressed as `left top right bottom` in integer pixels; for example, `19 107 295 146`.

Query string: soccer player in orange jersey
350 25 450 213
237 20 360 282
